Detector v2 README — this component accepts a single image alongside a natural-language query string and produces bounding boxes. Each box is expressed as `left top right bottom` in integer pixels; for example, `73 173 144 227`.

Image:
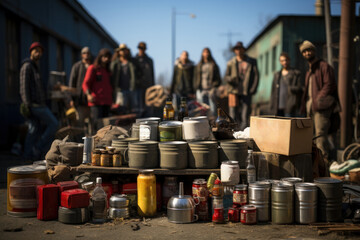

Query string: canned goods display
233 184 248 206
240 205 257 225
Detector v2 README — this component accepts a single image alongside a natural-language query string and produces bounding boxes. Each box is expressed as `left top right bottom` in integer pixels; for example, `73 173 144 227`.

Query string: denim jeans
23 106 59 159
196 89 216 116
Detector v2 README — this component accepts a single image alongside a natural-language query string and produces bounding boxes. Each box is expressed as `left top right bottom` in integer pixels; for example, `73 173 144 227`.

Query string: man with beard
20 42 59 160
299 40 340 161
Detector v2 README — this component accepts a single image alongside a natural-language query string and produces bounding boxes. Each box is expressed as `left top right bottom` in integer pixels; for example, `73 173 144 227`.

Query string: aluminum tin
271 182 294 224
109 207 130 219
249 182 271 222
295 183 317 224
109 194 130 208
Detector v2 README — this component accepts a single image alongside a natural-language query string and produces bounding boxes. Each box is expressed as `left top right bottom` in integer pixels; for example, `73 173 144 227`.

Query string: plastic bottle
91 177 108 223
163 97 175 121
246 150 256 184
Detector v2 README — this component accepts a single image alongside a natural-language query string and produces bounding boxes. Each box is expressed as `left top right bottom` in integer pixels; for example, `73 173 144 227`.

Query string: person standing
171 51 194 108
299 40 340 160
269 52 303 117
225 41 259 130
111 44 140 113
20 42 59 160
135 42 154 114
82 48 113 133
193 47 221 116
68 46 92 126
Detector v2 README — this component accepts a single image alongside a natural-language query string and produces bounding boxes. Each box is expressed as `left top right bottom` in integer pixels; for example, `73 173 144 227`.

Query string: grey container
58 207 89 224
111 138 138 166
271 182 294 224
109 207 130 219
314 177 343 222
188 141 218 169
128 141 159 168
159 141 188 169
219 140 248 168
249 181 271 222
295 183 317 224
131 123 140 138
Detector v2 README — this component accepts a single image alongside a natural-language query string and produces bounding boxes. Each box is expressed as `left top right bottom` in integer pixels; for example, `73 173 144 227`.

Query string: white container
139 121 158 141
220 161 240 185
182 116 210 141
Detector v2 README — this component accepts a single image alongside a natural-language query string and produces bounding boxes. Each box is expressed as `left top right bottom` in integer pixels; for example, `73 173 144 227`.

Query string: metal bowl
167 195 197 224
109 194 129 208
108 207 129 219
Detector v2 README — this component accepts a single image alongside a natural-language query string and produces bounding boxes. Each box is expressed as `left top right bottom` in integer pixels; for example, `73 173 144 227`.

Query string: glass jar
233 184 248 206
212 179 224 197
240 205 257 225
212 196 224 223
113 150 122 167
137 170 157 217
100 150 111 167
91 149 101 166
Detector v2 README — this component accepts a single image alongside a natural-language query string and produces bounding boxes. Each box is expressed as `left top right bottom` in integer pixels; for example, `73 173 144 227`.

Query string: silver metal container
281 177 303 185
139 121 158 141
295 183 317 224
271 182 294 224
167 182 198 224
249 181 271 222
109 194 129 208
314 177 343 222
108 207 130 219
58 207 89 224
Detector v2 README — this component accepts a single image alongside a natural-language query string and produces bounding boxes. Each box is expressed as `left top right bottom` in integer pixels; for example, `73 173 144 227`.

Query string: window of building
265 51 269 76
272 45 277 72
5 17 20 103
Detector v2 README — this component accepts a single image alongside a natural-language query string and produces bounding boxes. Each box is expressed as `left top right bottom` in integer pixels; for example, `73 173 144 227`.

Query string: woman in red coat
82 48 113 132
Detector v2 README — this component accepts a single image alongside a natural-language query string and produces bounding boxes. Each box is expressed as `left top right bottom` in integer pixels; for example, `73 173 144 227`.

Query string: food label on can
241 210 256 224
192 185 208 201
233 192 247 205
139 125 151 141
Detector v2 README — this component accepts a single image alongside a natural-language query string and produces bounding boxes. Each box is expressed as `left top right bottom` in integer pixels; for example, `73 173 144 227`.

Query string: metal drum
314 177 343 222
295 183 317 224
188 141 218 169
271 182 294 224
249 181 271 222
159 141 188 169
128 141 159 168
281 177 303 185
219 140 248 168
7 165 48 217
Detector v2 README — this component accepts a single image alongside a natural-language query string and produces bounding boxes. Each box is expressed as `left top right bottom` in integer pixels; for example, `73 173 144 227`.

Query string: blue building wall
0 0 118 148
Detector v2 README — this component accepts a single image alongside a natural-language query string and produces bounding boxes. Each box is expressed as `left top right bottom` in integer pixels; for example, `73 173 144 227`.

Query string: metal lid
193 178 206 185
159 141 187 146
136 117 161 123
281 177 303 183
241 205 256 210
183 116 208 121
130 141 158 146
314 177 342 184
139 120 159 125
295 182 317 189
221 161 239 166
235 184 248 190
189 141 218 146
249 181 271 188
109 194 129 207
272 182 293 190
159 121 182 127
8 164 47 174
139 169 154 174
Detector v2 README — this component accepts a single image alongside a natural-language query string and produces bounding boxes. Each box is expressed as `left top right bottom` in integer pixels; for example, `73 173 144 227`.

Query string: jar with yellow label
113 150 122 167
100 150 111 167
92 149 101 166
137 169 156 217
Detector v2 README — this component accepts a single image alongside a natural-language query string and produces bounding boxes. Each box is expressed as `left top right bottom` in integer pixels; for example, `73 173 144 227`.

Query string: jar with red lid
233 184 248 206
240 205 257 225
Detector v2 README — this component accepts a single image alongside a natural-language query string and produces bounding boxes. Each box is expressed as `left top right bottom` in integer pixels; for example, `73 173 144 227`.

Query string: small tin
240 205 257 225
228 207 240 222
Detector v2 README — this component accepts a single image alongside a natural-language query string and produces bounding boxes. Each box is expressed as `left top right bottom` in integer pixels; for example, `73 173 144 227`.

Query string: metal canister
314 177 343 222
281 177 303 185
240 205 257 225
295 183 317 224
271 182 294 224
192 178 208 220
100 150 111 167
233 184 248 206
139 121 158 141
249 181 271 222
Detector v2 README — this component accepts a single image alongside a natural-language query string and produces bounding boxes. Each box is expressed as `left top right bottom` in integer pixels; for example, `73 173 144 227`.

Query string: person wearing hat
299 40 340 161
135 42 154 115
20 42 59 160
68 46 92 127
224 41 259 130
110 43 141 113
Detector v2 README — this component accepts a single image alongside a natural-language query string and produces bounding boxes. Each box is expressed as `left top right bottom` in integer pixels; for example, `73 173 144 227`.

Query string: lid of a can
241 205 256 210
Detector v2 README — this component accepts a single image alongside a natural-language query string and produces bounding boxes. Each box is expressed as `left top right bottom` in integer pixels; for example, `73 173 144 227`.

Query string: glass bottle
215 108 229 128
163 97 175 121
246 150 256 184
137 170 157 217
91 177 107 223
177 97 188 121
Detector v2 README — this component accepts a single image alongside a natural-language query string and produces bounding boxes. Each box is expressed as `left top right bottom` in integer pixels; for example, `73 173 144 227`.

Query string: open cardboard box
250 116 313 156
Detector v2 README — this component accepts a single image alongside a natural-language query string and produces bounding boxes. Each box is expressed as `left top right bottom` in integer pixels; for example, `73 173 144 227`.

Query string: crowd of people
19 40 340 163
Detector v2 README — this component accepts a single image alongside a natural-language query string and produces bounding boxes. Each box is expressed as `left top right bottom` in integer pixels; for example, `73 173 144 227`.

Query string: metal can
233 184 248 206
100 150 111 167
112 150 122 167
207 173 218 192
240 205 257 225
228 207 240 222
212 196 224 223
192 178 208 221
91 149 101 166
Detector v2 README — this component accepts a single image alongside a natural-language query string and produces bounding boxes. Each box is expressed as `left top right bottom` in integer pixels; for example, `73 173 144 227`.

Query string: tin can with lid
233 184 248 206
248 181 271 222
271 182 294 224
240 205 257 225
192 178 209 221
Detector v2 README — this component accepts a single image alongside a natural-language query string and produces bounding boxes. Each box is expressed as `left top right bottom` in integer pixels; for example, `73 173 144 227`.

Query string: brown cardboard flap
296 119 312 129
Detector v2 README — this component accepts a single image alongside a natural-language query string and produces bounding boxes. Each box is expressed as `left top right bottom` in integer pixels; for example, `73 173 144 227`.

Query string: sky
78 0 343 86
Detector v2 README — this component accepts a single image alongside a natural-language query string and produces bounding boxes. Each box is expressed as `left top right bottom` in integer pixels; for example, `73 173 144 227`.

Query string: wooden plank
75 164 236 176
327 228 360 231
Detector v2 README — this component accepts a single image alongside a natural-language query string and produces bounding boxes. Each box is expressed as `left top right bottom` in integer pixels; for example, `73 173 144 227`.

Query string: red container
57 181 79 198
228 207 240 222
192 179 209 221
61 189 89 209
212 208 224 223
37 184 60 220
240 205 257 225
121 183 137 195
233 184 248 206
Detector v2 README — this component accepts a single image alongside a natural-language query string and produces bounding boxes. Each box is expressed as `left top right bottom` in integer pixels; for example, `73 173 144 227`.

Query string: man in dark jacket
20 42 58 160
68 46 92 125
225 42 259 130
300 40 339 160
269 52 303 116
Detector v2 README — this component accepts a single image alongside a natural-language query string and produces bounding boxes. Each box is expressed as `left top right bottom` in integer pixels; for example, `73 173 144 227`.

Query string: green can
159 121 182 142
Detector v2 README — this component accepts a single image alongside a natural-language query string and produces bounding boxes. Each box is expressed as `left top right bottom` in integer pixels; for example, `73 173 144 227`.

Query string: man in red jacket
300 40 339 161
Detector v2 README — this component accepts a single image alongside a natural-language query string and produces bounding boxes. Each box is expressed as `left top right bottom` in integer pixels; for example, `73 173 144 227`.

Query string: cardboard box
250 116 313 156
